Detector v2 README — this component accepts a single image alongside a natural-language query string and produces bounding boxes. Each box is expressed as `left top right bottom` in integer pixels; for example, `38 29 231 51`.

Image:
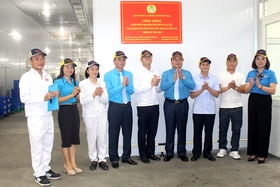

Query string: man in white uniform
216 54 246 159
19 48 61 186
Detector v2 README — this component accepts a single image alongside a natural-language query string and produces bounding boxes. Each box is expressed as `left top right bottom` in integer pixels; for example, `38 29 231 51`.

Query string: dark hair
251 56 270 70
57 64 77 86
84 64 100 78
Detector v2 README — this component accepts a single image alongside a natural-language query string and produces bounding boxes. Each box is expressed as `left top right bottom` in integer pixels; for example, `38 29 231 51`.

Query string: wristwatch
235 86 238 91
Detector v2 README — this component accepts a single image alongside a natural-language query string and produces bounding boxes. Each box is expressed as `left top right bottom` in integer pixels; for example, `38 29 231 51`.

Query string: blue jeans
218 107 243 152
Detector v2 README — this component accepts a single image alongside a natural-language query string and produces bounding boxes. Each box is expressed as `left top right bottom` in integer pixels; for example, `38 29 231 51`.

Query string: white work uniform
79 78 108 162
19 68 54 177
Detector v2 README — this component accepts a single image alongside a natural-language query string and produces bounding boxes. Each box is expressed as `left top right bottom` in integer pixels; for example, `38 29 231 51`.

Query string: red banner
121 1 182 44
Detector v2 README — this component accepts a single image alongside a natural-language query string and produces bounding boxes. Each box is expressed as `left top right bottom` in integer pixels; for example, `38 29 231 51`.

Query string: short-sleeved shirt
217 70 246 108
191 74 219 114
246 69 277 95
54 77 79 104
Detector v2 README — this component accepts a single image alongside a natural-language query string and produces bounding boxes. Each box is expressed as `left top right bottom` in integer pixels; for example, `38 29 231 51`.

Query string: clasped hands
173 68 184 82
151 75 161 86
93 87 104 97
227 80 237 90
249 75 261 88
72 87 81 97
122 76 129 87
201 81 209 91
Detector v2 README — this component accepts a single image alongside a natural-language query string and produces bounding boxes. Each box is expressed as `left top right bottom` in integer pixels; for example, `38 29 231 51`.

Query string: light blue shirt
104 68 134 103
160 68 195 100
54 77 79 104
191 74 219 114
246 69 277 95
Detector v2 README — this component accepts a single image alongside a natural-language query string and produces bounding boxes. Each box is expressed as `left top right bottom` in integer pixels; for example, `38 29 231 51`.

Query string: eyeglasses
142 55 152 59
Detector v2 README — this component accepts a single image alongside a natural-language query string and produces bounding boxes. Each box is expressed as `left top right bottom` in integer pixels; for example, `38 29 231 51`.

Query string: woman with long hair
54 58 82 175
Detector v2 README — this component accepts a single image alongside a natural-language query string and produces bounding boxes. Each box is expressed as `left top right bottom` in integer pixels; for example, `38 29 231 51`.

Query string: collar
113 68 124 75
141 65 153 72
199 73 210 79
30 68 47 78
254 69 268 74
62 76 74 84
85 78 99 85
225 70 237 75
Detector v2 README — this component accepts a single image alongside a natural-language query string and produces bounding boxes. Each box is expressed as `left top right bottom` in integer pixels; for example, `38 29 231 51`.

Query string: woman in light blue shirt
245 49 277 164
54 58 82 175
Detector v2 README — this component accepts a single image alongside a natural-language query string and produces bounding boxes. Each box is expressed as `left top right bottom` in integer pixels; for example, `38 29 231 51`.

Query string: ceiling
9 0 94 63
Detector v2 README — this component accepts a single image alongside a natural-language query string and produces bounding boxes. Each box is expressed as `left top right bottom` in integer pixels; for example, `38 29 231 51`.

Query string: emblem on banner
147 4 156 14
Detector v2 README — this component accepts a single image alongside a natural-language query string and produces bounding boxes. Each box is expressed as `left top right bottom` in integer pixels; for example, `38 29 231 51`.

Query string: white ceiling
9 0 94 63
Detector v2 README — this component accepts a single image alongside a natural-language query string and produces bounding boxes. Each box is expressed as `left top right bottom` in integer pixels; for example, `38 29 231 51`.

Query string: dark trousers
137 105 159 158
219 107 243 151
247 93 272 158
192 114 215 157
163 99 189 156
108 102 133 162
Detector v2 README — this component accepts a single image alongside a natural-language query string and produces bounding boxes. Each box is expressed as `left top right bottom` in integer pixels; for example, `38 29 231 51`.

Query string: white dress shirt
133 66 161 107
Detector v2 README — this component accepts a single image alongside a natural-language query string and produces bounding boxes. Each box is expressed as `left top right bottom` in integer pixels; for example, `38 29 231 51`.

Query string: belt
165 98 187 104
109 101 131 106
59 102 77 106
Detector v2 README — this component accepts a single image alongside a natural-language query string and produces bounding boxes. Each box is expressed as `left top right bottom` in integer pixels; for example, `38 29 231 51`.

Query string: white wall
94 0 260 156
269 99 280 157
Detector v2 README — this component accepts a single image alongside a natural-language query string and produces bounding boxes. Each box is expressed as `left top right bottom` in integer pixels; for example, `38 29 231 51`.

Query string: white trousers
27 116 54 177
83 116 107 162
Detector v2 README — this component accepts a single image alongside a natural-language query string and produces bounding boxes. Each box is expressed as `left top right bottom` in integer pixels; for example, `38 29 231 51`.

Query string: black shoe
111 161 119 169
148 155 161 161
204 154 216 161
46 170 61 180
178 155 188 162
258 158 265 164
163 155 173 162
99 161 109 170
191 155 199 161
89 161 97 170
248 156 257 162
122 158 138 165
35 176 51 186
140 157 150 164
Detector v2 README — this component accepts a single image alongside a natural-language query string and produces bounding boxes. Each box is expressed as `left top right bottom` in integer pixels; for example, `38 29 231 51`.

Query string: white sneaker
217 149 227 158
229 151 241 160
